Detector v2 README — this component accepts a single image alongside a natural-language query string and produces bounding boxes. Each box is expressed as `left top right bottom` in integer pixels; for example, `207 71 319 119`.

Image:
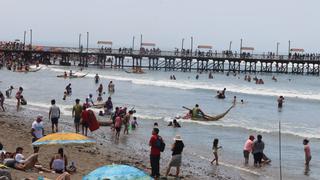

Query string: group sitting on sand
0 146 72 179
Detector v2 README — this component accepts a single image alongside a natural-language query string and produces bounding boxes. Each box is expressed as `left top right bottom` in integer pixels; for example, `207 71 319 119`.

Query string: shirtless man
108 81 115 93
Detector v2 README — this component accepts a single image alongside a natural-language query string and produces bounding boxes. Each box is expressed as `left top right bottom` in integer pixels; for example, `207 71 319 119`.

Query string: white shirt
32 121 44 139
15 153 25 163
49 105 60 119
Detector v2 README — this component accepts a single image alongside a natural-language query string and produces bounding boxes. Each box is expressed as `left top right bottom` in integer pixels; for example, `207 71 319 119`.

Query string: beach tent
83 164 153 180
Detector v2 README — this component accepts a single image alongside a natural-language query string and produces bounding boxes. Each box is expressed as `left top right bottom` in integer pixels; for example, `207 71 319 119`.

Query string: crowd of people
139 47 161 55
0 64 313 180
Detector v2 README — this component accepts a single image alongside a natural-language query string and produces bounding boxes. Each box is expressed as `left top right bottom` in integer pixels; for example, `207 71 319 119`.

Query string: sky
1 0 320 53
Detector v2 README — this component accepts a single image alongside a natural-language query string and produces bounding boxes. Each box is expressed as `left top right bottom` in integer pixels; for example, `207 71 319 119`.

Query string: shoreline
0 104 231 179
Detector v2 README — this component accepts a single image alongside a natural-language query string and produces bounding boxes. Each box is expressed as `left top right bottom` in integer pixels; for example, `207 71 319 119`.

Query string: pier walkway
1 44 320 75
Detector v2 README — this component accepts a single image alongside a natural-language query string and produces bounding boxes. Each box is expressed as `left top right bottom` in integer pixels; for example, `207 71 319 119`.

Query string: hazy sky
1 0 320 53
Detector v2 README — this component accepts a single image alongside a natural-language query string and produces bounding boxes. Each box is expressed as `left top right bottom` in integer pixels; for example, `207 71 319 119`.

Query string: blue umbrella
83 164 153 180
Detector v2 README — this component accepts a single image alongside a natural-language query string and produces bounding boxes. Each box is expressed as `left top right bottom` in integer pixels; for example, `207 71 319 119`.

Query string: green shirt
73 104 82 118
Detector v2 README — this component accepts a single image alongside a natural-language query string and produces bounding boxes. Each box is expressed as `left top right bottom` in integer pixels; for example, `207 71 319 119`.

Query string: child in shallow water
211 138 222 165
303 139 311 166
131 117 138 130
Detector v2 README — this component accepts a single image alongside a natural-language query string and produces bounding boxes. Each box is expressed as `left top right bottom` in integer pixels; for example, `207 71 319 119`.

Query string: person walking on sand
81 106 90 136
165 135 184 178
49 99 60 133
0 91 5 111
211 138 222 165
15 87 23 111
252 135 265 167
303 139 311 167
149 128 162 178
31 115 44 143
72 99 82 133
243 135 255 165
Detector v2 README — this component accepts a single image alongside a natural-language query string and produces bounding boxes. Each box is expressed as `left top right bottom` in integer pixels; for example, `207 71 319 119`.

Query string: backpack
155 136 165 152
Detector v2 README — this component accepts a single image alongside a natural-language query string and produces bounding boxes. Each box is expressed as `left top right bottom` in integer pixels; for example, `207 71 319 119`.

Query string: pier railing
1 46 320 62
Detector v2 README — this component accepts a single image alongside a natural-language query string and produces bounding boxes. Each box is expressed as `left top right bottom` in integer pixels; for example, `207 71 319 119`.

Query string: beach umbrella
32 132 96 146
83 164 153 180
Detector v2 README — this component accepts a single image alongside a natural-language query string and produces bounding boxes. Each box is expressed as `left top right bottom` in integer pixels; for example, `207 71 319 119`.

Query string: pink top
243 139 254 152
115 116 122 128
304 145 311 157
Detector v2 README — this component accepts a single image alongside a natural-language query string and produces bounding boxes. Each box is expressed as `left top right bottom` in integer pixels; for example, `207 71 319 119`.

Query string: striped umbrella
32 132 95 146
83 164 153 180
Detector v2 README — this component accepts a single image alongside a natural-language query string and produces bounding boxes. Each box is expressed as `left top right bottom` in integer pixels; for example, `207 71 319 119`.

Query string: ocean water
0 64 319 179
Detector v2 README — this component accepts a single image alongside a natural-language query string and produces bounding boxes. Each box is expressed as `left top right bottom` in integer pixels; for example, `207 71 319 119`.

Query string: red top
81 110 90 123
83 103 90 109
149 134 160 156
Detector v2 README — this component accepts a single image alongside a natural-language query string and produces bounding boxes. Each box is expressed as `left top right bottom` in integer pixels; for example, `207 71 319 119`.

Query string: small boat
182 105 234 121
92 102 105 109
125 68 145 74
98 120 113 126
15 67 42 73
57 73 88 78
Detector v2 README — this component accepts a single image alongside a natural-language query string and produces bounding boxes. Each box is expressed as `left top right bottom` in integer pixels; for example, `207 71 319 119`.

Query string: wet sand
0 105 231 180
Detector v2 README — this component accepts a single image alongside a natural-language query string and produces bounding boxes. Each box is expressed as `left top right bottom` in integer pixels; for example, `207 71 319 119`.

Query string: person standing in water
72 99 82 133
243 135 255 165
97 84 103 94
123 110 133 135
252 135 265 167
15 87 23 111
278 96 284 108
303 139 311 167
5 86 14 98
94 74 100 84
108 81 115 93
211 138 222 165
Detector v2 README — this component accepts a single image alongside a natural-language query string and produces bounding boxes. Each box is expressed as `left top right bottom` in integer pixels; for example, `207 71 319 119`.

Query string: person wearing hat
243 135 255 165
165 135 184 178
31 115 44 143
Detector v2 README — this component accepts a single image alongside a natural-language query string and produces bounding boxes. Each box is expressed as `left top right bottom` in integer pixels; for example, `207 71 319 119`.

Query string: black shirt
172 141 184 155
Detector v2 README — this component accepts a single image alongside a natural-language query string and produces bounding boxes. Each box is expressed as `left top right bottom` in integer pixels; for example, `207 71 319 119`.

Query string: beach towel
88 110 100 132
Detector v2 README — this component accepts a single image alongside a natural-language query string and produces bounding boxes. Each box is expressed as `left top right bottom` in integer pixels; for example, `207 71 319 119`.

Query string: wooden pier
1 46 320 75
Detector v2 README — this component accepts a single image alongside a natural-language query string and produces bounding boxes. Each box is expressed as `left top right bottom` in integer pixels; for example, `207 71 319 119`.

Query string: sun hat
174 135 183 141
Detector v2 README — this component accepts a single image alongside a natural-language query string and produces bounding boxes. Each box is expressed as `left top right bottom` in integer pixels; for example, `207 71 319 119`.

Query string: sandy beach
0 104 231 180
